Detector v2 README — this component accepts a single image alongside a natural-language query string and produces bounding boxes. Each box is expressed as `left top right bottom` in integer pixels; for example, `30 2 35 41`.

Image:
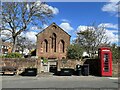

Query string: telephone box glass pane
103 54 109 72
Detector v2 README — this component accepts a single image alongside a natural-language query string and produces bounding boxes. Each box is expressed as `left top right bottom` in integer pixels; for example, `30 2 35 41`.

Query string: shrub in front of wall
43 58 48 63
4 53 22 58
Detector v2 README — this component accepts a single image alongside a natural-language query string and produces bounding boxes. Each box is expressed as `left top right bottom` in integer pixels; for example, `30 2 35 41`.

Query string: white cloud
98 23 118 29
23 23 73 43
105 29 118 43
43 24 48 29
31 24 48 31
102 1 120 17
48 5 59 15
1 30 12 35
59 22 74 32
31 26 40 30
22 23 72 43
76 23 118 44
102 2 117 12
61 19 70 23
1 30 12 40
27 24 48 42
109 0 120 2
77 25 94 32
26 4 30 11
35 0 41 6
77 26 87 32
21 31 37 43
27 1 59 15
41 4 59 15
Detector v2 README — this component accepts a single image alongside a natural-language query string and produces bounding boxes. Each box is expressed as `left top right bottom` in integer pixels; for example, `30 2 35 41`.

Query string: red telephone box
98 47 112 76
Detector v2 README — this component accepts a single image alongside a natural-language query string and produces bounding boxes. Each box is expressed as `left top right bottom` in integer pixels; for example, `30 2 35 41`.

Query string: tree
67 44 83 60
1 2 54 52
111 44 119 62
16 36 36 55
75 24 110 58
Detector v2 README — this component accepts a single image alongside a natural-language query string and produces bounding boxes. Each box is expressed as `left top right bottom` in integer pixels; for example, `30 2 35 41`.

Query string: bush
67 44 83 60
0 55 3 58
43 58 48 63
4 53 22 58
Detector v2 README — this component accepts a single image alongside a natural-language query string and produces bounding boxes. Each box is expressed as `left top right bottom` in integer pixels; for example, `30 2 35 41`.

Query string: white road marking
108 77 118 80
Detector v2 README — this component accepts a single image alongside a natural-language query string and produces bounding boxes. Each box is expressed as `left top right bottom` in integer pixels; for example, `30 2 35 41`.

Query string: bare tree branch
75 24 110 58
1 2 54 52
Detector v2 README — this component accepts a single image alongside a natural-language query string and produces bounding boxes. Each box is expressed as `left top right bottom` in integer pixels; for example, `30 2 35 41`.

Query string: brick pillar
57 59 61 71
37 58 41 74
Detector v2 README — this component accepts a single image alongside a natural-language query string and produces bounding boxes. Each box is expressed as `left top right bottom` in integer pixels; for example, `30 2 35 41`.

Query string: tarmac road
1 75 119 89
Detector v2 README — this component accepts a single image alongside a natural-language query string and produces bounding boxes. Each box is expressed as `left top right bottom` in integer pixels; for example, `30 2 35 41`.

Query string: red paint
98 47 112 77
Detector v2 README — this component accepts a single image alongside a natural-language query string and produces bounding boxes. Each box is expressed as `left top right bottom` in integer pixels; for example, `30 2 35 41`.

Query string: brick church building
36 23 71 60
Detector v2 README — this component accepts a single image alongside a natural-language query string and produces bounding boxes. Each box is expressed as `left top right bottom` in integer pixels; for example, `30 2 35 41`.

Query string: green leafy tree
67 44 83 60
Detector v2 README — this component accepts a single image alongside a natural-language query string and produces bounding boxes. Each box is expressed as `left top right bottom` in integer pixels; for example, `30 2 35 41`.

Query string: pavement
1 74 119 89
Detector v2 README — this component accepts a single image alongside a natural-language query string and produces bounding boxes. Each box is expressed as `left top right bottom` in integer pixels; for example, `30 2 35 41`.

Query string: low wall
57 59 119 77
83 59 119 77
1 58 41 74
112 64 118 77
57 59 84 70
0 58 119 76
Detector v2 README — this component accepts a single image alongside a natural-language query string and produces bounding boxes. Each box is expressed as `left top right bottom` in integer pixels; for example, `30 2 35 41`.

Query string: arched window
59 40 65 53
52 25 57 30
51 33 56 52
42 39 48 52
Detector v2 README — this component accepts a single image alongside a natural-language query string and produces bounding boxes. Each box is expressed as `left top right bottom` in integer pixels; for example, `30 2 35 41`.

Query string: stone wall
57 59 119 77
1 58 119 76
57 59 84 71
112 64 118 77
1 58 41 74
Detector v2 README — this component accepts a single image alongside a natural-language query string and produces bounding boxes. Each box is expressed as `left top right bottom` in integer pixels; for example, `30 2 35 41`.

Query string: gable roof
36 22 71 37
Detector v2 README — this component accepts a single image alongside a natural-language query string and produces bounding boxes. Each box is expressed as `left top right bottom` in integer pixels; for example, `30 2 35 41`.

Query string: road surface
1 75 119 89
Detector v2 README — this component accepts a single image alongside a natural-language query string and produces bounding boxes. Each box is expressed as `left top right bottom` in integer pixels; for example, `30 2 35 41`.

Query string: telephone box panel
98 47 112 77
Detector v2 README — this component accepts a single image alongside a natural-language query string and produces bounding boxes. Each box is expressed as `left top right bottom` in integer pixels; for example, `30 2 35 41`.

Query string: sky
23 1 119 45
2 1 116 46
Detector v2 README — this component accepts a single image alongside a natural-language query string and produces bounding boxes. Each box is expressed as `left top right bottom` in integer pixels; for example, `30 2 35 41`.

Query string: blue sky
24 2 119 45
48 2 117 24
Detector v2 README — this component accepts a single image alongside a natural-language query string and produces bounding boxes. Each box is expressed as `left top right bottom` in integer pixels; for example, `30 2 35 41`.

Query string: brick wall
36 23 70 59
